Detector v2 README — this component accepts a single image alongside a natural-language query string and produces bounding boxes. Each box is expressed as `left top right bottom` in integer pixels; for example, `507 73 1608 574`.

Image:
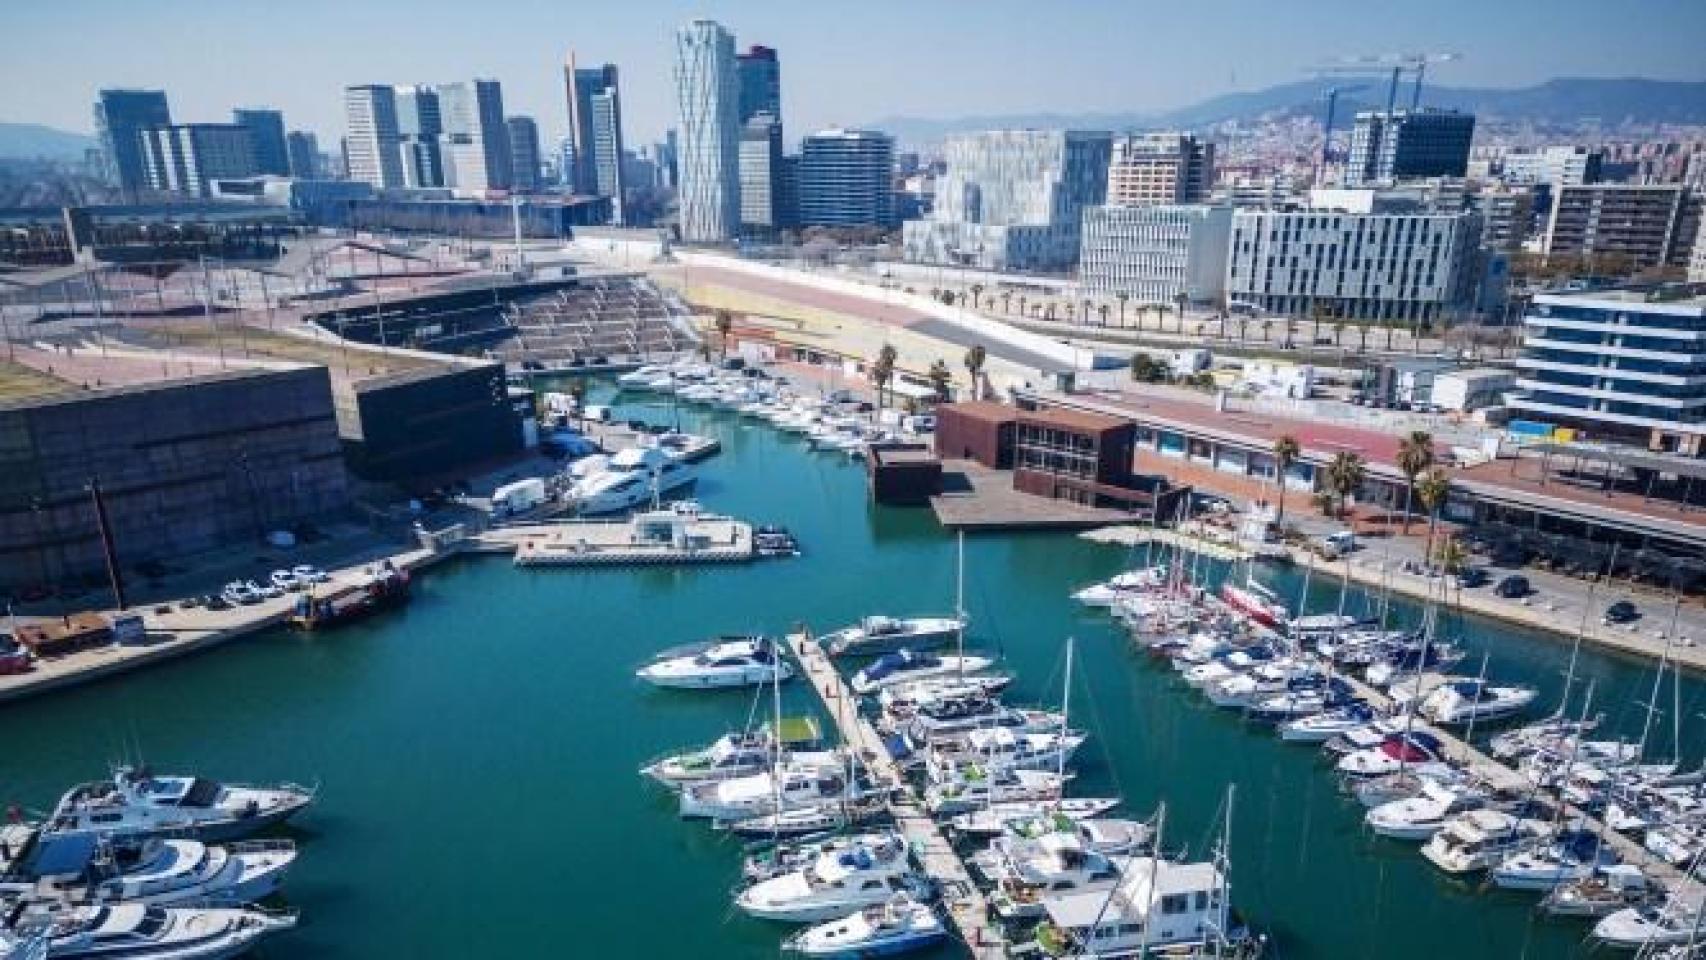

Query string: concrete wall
336 363 522 488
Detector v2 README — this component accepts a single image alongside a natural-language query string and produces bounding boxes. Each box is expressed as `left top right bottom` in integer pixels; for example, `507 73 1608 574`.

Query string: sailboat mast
1635 614 1678 764
955 531 967 675
1220 784 1236 950
1058 638 1074 786
1461 652 1491 749
1137 802 1167 959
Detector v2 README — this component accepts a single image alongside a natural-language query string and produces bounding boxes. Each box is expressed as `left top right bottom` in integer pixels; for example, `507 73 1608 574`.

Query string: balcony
1513 379 1705 409
1522 338 1705 364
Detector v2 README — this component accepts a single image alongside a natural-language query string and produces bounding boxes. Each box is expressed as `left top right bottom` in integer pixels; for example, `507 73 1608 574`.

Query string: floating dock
1080 525 1259 563
783 629 1009 959
483 513 756 567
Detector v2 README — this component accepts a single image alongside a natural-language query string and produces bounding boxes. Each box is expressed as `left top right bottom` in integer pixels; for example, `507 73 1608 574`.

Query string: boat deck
784 630 1010 959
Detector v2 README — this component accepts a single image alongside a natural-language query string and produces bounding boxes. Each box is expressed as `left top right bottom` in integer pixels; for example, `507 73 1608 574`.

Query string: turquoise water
1 381 1701 959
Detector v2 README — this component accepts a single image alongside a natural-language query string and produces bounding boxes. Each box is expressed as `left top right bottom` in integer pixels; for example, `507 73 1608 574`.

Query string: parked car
293 564 330 585
1495 575 1531 599
249 579 283 600
1604 600 1640 624
222 582 260 606
1456 567 1491 588
269 569 300 592
204 594 232 611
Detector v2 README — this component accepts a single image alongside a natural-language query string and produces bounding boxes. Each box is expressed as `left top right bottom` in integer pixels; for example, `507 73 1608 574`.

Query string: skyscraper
139 124 257 197
799 129 895 228
506 116 543 193
232 108 289 176
439 79 511 193
286 131 321 179
736 45 781 124
1107 133 1214 206
739 114 784 234
343 85 404 189
1346 109 1475 186
94 89 172 196
394 85 445 188
590 89 626 223
564 55 625 209
673 19 741 242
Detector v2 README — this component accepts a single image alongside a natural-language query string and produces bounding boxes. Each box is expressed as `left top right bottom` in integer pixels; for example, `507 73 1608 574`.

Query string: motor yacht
735 833 921 922
1321 717 1409 757
639 718 828 788
1071 568 1168 608
901 698 1062 748
1366 779 1489 841
947 799 1123 837
1416 679 1538 725
877 676 1015 719
1492 828 1619 891
742 832 902 884
636 637 794 689
567 446 695 515
980 834 1128 920
823 616 966 657
1278 702 1382 743
923 728 1085 780
849 650 996 695
924 768 1066 816
678 764 852 822
10 903 296 959
1420 809 1554 874
45 769 313 844
1593 896 1706 949
781 894 946 958
1031 856 1252 958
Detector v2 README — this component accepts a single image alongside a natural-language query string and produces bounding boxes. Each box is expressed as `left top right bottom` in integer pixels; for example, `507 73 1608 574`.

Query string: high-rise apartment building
506 117 543 193
739 115 784 234
1079 204 1233 302
1107 133 1214 206
1472 186 1541 252
393 85 444 188
799 129 895 228
344 85 404 189
94 89 172 196
736 45 781 124
1346 109 1475 186
1692 216 1706 283
139 124 257 197
286 131 321 179
903 130 1112 272
1500 145 1602 187
439 79 511 193
673 19 742 242
1542 183 1701 272
231 108 289 176
564 55 625 216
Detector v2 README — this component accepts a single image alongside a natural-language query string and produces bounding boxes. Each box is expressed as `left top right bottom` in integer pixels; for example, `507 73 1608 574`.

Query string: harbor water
1 379 1701 959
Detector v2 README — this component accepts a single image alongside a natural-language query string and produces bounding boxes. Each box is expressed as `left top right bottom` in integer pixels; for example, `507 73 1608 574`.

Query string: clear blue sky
4 0 1704 147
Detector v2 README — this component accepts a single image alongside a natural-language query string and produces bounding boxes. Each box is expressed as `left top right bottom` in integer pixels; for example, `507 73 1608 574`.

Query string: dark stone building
334 363 522 488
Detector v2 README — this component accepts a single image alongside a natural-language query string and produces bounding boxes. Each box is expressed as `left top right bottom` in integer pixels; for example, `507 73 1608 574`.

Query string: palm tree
1116 291 1130 327
1260 318 1275 343
1436 535 1469 577
1272 435 1302 526
1044 303 1056 321
927 359 952 401
1237 315 1251 341
1394 431 1435 534
970 284 984 311
1097 303 1111 327
1080 298 1093 325
1001 290 1012 315
871 343 897 410
1356 318 1372 353
1416 467 1452 566
963 344 987 401
1174 291 1189 334
1332 321 1346 347
1019 294 1029 317
713 308 734 360
1156 305 1171 333
1325 451 1366 520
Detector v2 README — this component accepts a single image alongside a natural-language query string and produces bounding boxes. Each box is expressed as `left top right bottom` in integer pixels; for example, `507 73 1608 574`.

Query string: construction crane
1313 52 1463 115
1318 82 1371 176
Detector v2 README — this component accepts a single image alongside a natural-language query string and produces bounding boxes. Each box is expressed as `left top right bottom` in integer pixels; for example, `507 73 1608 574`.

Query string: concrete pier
783 629 1010 959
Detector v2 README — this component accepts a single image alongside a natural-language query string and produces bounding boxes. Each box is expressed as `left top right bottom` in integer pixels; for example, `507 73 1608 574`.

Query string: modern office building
736 45 781 123
505 116 543 193
673 18 742 242
739 114 784 234
1511 288 1706 452
1225 200 1481 323
1692 217 1706 283
798 128 895 228
393 85 444 189
344 85 404 189
94 89 173 197
563 55 625 221
286 131 321 179
438 79 511 193
1345 109 1475 186
1541 183 1701 272
903 130 1112 272
1501 145 1602 187
1079 204 1233 303
138 124 257 198
231 108 289 176
1107 133 1214 206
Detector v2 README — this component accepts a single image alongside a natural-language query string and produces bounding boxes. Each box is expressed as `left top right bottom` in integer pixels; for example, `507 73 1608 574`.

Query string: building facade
1500 145 1602 187
563 55 625 222
1346 109 1475 186
736 45 781 123
437 79 511 194
392 84 445 189
903 130 1112 272
673 19 742 242
286 131 321 179
1107 133 1214 206
1473 185 1540 252
1079 204 1233 303
506 116 542 193
232 108 289 176
138 124 257 198
1512 289 1706 452
798 128 894 228
343 85 404 189
1225 205 1481 323
739 115 784 234
1542 184 1701 272
590 88 626 223
94 89 173 197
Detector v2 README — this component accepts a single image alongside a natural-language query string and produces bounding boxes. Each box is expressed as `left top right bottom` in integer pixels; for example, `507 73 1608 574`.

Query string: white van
1317 531 1357 558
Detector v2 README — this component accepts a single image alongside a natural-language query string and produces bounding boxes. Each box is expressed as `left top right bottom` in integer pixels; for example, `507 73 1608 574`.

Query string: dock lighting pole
200 255 225 370
87 478 126 611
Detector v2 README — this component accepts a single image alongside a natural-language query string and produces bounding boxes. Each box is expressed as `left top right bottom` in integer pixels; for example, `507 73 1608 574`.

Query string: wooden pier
783 630 1010 959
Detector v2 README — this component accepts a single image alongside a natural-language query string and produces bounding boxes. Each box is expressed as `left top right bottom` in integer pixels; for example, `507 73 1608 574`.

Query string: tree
713 309 734 360
963 344 987 401
970 284 984 311
1081 298 1093 324
1332 321 1346 347
1436 535 1469 577
1001 290 1012 315
1237 315 1251 341
1116 291 1130 326
1416 467 1453 567
1260 318 1275 343
1129 352 1165 383
1098 303 1111 327
1356 318 1372 353
1325 451 1366 520
1272 435 1302 526
871 344 897 410
1394 431 1435 534
927 359 953 401
1156 305 1171 333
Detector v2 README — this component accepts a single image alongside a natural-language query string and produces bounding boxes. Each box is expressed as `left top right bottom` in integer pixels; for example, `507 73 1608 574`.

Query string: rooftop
1017 404 1130 434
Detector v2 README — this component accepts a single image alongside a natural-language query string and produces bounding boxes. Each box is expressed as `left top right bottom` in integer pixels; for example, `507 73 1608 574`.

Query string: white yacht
1278 703 1383 743
1032 856 1248 958
980 834 1128 920
781 894 946 957
1539 865 1651 918
924 728 1085 780
902 700 1063 748
1365 779 1489 841
617 364 670 389
45 769 314 844
948 799 1123 837
636 637 794 689
87 839 294 907
12 903 296 959
1594 895 1705 949
742 832 899 884
1417 680 1538 725
1420 809 1554 874
678 764 851 822
567 446 695 515
849 650 996 695
1492 829 1618 891
924 768 1066 816
640 719 827 788
877 676 1015 719
823 616 966 657
1070 568 1167 608
735 833 921 922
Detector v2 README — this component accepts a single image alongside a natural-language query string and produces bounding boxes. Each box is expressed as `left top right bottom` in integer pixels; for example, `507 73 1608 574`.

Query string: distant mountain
871 77 1706 146
0 123 97 161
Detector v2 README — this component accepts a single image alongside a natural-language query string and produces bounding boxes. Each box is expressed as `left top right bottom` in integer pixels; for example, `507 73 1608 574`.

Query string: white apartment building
1079 204 1232 303
1499 145 1602 186
344 85 403 189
